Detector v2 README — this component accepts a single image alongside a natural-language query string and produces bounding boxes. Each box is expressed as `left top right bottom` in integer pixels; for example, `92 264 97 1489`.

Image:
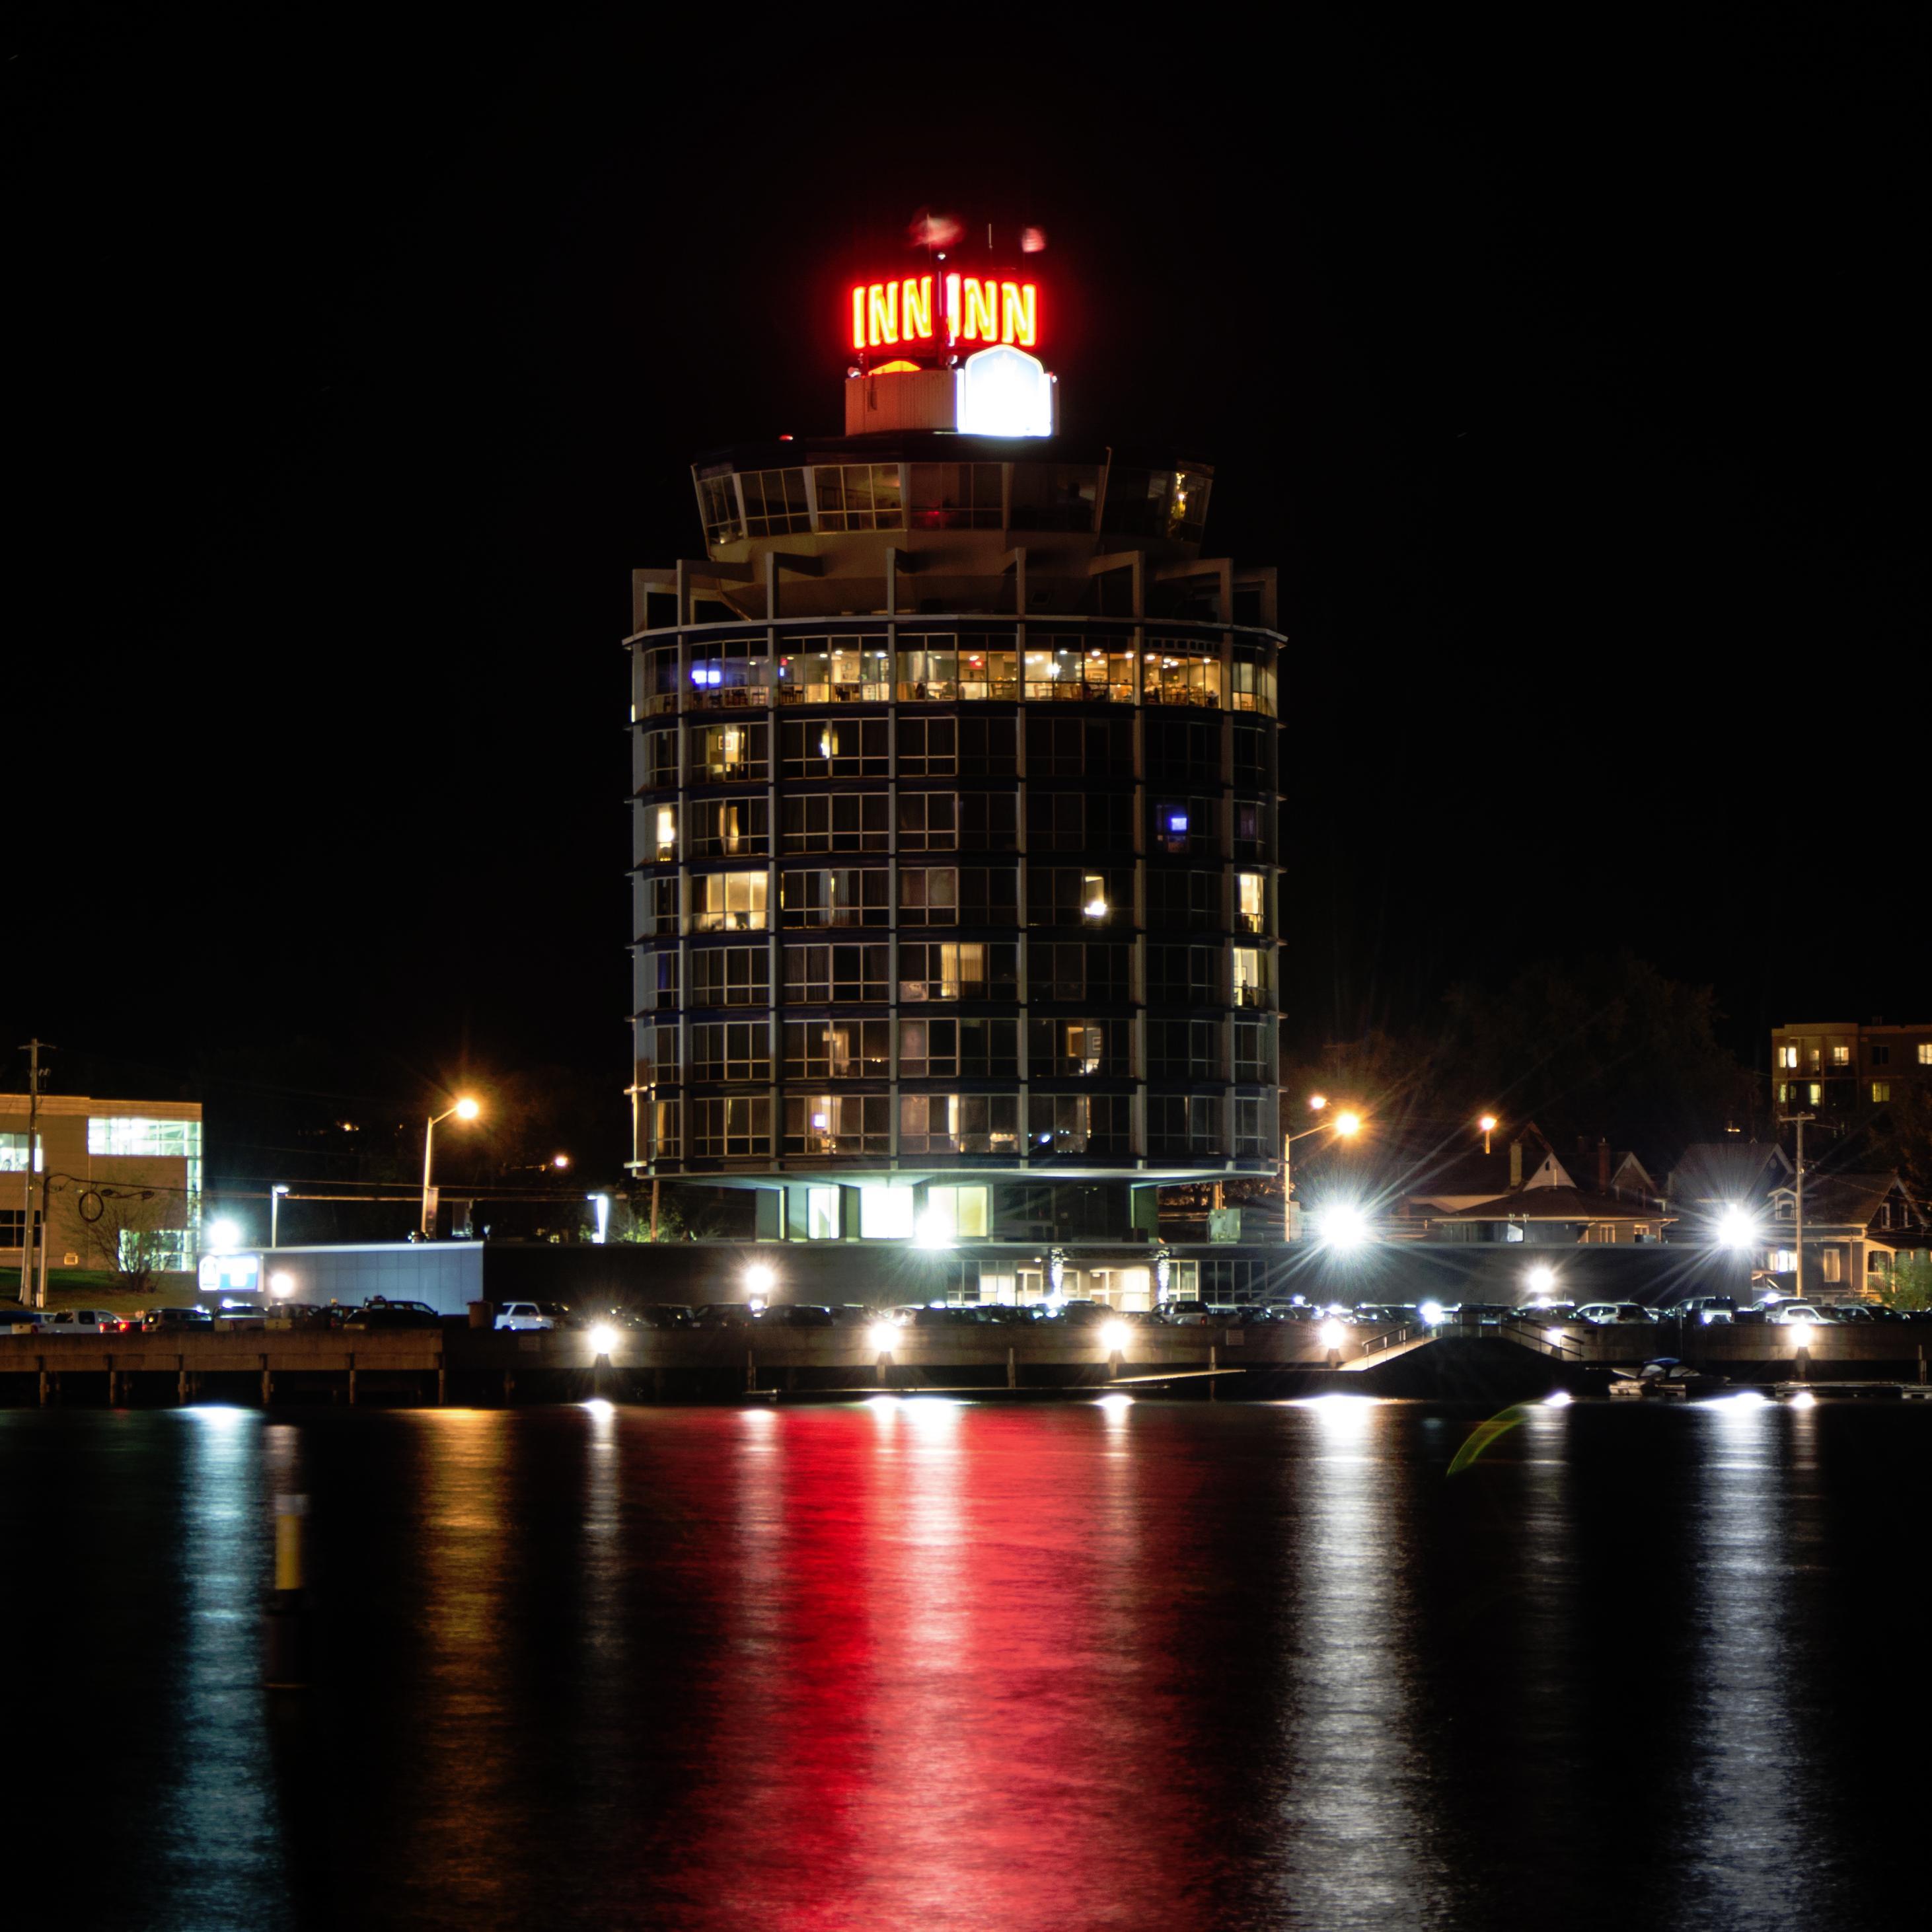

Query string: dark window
907 462 1003 530
780 718 888 777
687 947 769 1007
1027 1018 1130 1076
784 1020 891 1079
1008 463 1098 533
780 869 890 928
781 794 890 852
899 717 957 775
959 716 1017 776
783 943 890 1004
688 1022 770 1082
899 1018 1020 1078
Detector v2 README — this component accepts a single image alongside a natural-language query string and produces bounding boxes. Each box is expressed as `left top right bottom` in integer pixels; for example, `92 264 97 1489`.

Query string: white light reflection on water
1275 1395 1448 1927
1675 1393 1808 1925
161 1407 282 1924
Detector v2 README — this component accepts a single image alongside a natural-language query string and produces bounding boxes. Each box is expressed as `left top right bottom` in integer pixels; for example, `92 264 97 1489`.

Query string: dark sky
8 11 1923 1144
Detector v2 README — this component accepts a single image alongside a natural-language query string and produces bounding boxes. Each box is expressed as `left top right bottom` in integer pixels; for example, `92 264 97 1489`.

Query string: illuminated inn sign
624 242 1284 1309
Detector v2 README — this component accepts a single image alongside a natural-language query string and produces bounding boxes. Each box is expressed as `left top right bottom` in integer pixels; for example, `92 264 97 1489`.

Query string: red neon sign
849 274 1039 352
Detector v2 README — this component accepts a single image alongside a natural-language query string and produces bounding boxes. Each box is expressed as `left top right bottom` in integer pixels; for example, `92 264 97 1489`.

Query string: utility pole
15 1040 52 1307
1782 1112 1814 1300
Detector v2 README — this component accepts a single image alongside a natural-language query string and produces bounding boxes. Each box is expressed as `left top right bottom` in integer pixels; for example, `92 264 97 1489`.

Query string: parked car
141 1306 214 1332
762 1304 834 1327
340 1300 442 1331
693 1302 755 1329
897 1305 978 1329
1658 1294 1738 1325
1574 1302 1657 1325
1768 1301 1835 1325
43 1309 127 1333
624 1304 692 1329
1159 1301 1215 1325
494 1301 569 1332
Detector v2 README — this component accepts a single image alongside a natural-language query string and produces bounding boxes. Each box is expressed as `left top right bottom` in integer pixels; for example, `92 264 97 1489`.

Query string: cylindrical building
626 260 1283 1306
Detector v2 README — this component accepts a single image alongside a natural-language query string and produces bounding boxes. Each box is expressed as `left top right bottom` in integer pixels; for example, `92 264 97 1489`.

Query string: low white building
2 1094 204 1297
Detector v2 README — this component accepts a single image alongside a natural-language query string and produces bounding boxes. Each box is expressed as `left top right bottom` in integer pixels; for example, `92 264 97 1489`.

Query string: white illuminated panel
955 346 1055 438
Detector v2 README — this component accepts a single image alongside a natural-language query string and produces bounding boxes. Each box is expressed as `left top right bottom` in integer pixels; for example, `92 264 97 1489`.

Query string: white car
494 1301 568 1331
1769 1302 1834 1325
42 1309 128 1333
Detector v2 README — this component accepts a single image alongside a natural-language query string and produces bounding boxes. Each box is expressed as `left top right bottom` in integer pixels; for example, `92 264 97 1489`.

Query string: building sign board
850 274 1039 352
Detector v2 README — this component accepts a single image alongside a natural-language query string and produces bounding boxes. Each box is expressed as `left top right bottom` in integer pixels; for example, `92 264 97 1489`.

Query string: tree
1417 953 1756 1158
72 1179 190 1298
1877 1254 1932 1312
1857 1081 1932 1204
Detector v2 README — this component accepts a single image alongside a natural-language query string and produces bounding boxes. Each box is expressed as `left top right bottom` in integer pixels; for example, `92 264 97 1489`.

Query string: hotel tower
627 242 1284 1306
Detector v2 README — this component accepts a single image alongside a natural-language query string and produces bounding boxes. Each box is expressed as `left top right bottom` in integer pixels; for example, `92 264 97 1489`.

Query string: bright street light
1283 1101 1367 1244
1099 1318 1131 1353
1315 1203 1369 1251
551 1152 571 1170
587 1322 618 1356
868 1319 896 1353
745 1261 775 1306
1716 1206 1756 1250
1477 1113 1499 1153
207 1217 242 1254
422 1096 483 1238
1526 1263 1557 1296
1318 1318 1348 1347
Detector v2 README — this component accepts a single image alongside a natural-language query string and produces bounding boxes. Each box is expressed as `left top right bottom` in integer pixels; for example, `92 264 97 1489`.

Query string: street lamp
1283 1099 1364 1244
1477 1114 1499 1155
421 1096 481 1238
270 1183 290 1247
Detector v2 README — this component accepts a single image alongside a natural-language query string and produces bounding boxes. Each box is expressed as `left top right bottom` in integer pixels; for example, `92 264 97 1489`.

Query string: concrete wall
234 1238 1754 1314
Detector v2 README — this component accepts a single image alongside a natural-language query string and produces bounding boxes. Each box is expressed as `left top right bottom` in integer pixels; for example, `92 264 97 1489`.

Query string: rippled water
1 1396 1919 1930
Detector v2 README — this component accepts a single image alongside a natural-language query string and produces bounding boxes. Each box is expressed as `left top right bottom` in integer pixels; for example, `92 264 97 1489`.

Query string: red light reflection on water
658 1401 1214 1931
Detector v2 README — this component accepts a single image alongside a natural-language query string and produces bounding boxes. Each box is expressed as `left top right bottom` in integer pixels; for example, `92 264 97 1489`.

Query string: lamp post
1477 1114 1499 1156
1282 1098 1363 1243
421 1097 480 1239
270 1183 290 1247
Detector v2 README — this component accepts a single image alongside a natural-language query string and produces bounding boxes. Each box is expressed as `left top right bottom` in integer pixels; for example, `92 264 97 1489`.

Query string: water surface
1 1396 1918 1929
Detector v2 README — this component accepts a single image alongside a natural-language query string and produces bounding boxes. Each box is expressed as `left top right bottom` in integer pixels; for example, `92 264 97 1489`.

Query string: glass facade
630 609 1281 1184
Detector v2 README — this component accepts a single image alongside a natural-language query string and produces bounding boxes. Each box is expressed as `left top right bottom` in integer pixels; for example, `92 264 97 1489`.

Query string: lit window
1236 873 1265 934
1233 948 1267 1006
1873 1082 1892 1103
1822 1249 1841 1283
807 1187 840 1241
1830 1044 1850 1066
1919 1043 1932 1066
0 1133 44 1173
88 1117 202 1158
654 806 676 862
923 1185 989 1242
859 1186 916 1240
1806 1084 1822 1104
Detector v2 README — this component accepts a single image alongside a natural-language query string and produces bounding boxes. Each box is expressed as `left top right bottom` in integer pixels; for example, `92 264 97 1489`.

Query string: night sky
9 13 1922 1156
